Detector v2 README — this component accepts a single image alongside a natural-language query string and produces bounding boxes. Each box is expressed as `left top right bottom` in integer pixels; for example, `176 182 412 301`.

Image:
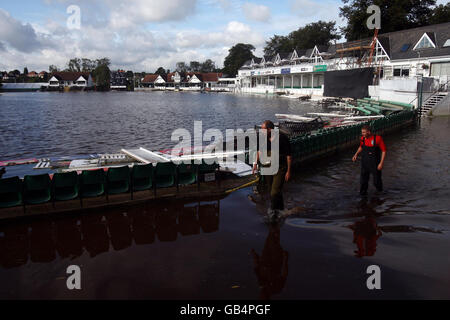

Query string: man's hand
252 163 258 175
285 171 291 182
377 163 383 171
352 154 358 162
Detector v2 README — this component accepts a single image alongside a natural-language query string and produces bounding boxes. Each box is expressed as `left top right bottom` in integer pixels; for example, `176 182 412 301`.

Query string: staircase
420 92 448 117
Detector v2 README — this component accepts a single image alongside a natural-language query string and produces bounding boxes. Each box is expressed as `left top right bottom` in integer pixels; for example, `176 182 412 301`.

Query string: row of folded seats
0 161 218 209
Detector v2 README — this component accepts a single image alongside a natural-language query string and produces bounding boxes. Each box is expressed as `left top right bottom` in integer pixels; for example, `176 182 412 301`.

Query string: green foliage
155 67 167 76
49 65 58 73
200 59 216 73
93 61 111 91
189 61 201 72
339 0 437 40
223 43 256 77
429 3 450 25
264 21 340 56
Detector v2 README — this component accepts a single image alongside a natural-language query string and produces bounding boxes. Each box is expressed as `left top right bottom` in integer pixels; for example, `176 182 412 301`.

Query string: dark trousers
360 166 383 194
265 167 287 210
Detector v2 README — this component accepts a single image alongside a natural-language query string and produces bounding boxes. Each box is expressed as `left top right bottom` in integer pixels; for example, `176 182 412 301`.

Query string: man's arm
353 146 363 162
285 156 292 182
378 151 386 171
252 151 261 174
377 136 387 170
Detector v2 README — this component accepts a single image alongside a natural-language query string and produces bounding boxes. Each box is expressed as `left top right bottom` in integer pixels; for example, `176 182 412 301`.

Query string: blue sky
0 0 446 72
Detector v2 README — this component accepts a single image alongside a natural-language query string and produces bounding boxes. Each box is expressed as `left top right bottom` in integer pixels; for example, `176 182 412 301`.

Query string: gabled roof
278 52 291 61
253 57 263 64
315 45 329 53
202 73 223 82
166 72 181 83
142 74 161 83
185 72 203 82
378 36 391 57
50 72 90 81
382 22 450 60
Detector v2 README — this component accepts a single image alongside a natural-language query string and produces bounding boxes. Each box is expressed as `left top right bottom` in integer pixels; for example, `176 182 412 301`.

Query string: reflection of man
352 125 386 196
252 120 292 212
350 216 382 258
251 224 289 300
0 167 5 179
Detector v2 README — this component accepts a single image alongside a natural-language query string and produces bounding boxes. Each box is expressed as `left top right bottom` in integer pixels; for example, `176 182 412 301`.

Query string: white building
237 22 450 103
48 72 94 88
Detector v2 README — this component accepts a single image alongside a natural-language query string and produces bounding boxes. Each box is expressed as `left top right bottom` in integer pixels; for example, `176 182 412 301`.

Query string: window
431 62 450 76
413 33 435 50
401 44 411 52
393 66 410 77
443 39 450 48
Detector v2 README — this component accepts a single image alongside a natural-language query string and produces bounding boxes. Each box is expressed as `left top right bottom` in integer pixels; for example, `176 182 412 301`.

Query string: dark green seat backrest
24 174 51 191
0 176 22 194
108 166 130 182
199 160 218 173
81 169 105 185
178 163 197 174
132 163 153 179
156 162 177 176
53 172 79 188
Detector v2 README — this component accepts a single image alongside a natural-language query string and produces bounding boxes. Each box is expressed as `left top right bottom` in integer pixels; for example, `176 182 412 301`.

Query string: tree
176 62 187 72
23 67 28 76
96 58 111 68
340 0 437 41
223 43 256 77
263 21 340 56
49 65 59 73
68 58 82 72
200 59 216 73
429 3 450 25
290 21 340 50
81 58 96 72
93 64 111 91
264 35 293 56
189 61 201 72
155 67 167 76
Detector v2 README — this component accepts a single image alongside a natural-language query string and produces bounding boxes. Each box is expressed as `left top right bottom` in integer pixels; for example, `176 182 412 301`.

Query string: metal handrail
410 77 450 109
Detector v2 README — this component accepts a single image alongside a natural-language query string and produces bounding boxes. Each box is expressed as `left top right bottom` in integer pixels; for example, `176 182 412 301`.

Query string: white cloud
0 9 45 52
109 0 198 29
242 3 271 22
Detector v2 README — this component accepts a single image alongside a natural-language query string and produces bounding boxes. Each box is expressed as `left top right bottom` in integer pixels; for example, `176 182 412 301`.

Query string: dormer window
413 33 436 50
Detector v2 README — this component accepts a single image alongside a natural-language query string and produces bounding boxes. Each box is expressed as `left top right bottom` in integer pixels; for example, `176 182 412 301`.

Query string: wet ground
0 92 449 299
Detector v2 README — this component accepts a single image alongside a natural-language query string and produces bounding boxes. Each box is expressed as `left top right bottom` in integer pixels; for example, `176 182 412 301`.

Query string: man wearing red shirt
352 125 387 196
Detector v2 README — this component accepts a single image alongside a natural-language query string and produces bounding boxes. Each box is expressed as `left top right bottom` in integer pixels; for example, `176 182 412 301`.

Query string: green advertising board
314 65 327 72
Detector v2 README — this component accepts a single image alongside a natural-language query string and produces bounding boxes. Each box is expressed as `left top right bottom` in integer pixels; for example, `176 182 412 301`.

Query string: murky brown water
0 92 449 299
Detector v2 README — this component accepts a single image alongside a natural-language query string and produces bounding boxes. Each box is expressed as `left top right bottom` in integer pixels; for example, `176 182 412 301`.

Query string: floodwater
0 92 449 300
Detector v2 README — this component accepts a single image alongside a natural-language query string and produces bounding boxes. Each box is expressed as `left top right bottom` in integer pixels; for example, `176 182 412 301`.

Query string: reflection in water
350 216 382 258
0 200 220 269
350 200 382 258
251 224 289 300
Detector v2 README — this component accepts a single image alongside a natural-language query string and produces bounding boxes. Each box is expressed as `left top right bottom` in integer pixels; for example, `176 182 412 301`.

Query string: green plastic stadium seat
107 166 130 195
80 169 106 198
52 172 79 201
23 174 51 205
131 164 153 191
155 162 177 188
178 163 197 186
0 176 23 208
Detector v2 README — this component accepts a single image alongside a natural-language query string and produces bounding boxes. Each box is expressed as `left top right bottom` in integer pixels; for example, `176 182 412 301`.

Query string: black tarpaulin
324 67 374 99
